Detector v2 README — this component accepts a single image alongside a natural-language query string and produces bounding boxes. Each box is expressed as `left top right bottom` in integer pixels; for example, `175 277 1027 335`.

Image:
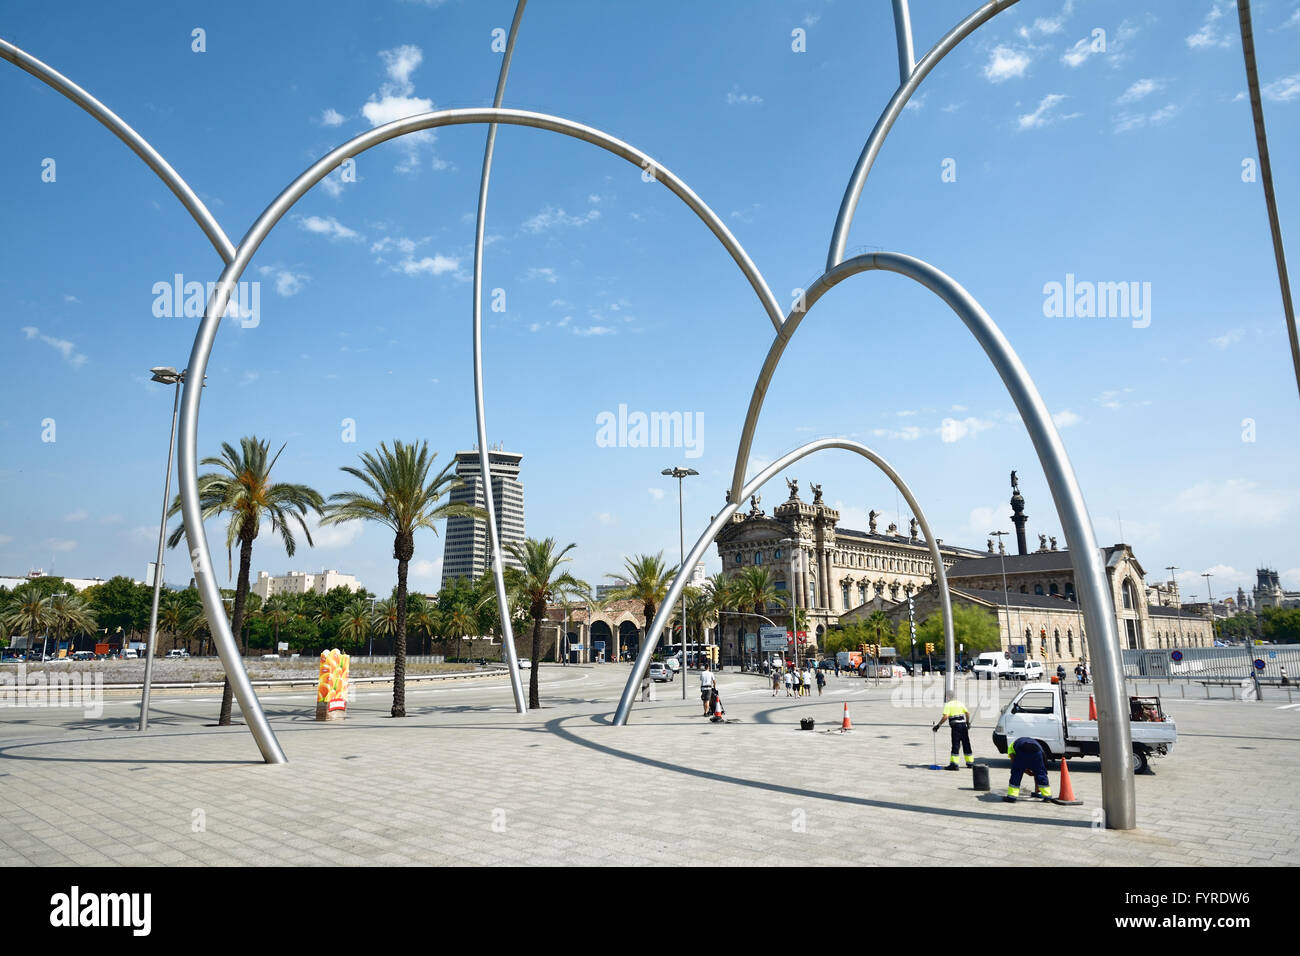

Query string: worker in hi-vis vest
932 698 974 770
1004 737 1051 802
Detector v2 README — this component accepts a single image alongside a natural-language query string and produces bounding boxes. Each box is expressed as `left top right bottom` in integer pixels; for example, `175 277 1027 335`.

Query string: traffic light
925 643 935 654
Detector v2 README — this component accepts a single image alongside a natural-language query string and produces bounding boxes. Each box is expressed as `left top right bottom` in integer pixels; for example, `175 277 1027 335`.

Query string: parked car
166 649 190 659
648 662 673 682
71 651 95 661
518 658 532 669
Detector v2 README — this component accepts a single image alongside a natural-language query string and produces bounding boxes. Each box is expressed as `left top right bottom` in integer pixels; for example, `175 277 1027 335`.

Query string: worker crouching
1004 737 1051 802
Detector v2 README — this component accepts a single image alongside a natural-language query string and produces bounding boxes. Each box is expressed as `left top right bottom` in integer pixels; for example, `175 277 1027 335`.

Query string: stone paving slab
0 666 1296 866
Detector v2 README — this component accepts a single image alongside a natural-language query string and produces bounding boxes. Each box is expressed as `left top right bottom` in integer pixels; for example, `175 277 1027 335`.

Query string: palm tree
605 553 674 660
371 598 398 654
504 538 590 707
43 592 97 655
158 590 191 654
322 441 484 717
165 436 323 725
3 584 49 656
259 596 296 655
408 595 439 657
729 566 787 665
337 598 372 654
446 603 478 665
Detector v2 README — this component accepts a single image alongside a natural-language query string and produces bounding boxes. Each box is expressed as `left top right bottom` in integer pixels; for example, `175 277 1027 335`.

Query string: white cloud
725 87 763 105
320 108 345 127
939 417 995 442
361 45 442 173
983 45 1031 82
1212 328 1245 349
1114 103 1178 133
1017 93 1073 130
1116 78 1163 104
596 512 615 525
297 215 361 241
967 505 1007 540
63 294 81 304
525 267 558 283
128 526 156 544
410 557 441 584
648 488 665 501
20 326 87 368
903 93 927 113
305 515 365 551
371 235 421 257
1017 0 1073 39
47 538 77 553
1187 1 1234 50
361 93 434 127
521 205 601 233
574 325 615 336
1061 36 1099 68
257 264 310 297
399 254 461 276
0 534 13 546
1263 73 1300 103
1174 479 1297 526
1281 9 1300 31
802 13 820 28
1052 409 1082 428
63 510 89 522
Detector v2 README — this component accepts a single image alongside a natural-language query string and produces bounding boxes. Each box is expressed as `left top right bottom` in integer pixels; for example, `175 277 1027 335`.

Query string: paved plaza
1 665 1297 866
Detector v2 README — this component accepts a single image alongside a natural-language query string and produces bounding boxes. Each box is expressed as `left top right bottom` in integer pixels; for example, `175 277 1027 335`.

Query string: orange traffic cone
840 702 852 732
1088 695 1097 721
1053 756 1083 805
711 695 724 722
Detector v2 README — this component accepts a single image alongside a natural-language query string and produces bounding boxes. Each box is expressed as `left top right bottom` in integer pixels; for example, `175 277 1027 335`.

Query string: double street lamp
140 366 186 732
662 466 698 700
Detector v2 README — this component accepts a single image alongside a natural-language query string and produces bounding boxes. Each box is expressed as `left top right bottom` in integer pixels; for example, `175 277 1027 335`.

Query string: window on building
842 583 850 607
859 584 867 604
774 548 782 560
1123 579 1137 610
735 553 742 565
1049 583 1059 596
1067 631 1073 655
1034 584 1044 596
755 552 763 566
1054 630 1060 655
1065 582 1075 601
1020 585 1028 594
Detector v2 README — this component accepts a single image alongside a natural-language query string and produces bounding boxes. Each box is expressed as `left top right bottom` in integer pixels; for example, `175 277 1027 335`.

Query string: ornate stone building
713 478 984 658
717 473 1212 662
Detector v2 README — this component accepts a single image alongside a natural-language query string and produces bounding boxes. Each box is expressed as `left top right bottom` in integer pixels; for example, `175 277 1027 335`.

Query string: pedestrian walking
784 668 794 697
1003 736 1051 802
699 662 716 716
815 667 826 696
932 697 973 770
803 666 813 697
1074 663 1082 686
1282 665 1290 687
1056 664 1066 684
771 670 781 696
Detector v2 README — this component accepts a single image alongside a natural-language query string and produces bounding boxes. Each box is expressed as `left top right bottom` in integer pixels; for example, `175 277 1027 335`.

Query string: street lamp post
140 366 185 732
1166 565 1184 648
663 466 698 700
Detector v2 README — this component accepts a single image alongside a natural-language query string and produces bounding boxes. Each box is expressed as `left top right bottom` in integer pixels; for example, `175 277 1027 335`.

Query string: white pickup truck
993 683 1176 774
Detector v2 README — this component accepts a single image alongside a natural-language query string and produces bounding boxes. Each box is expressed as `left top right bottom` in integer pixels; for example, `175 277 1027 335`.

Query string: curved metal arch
826 0 1020 271
726 250 1135 828
614 437 955 720
0 38 236 263
472 0 531 715
180 106 787 762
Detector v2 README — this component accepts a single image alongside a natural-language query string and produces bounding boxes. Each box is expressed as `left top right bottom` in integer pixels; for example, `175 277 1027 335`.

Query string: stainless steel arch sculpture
614 437 954 718
472 0 531 715
827 0 1020 271
177 106 787 761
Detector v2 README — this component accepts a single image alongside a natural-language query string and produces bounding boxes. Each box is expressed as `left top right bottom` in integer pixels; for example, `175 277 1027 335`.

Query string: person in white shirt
699 663 716 715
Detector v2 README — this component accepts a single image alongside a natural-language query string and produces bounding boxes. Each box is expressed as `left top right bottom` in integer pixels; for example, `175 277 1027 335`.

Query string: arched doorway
590 620 612 662
618 621 640 661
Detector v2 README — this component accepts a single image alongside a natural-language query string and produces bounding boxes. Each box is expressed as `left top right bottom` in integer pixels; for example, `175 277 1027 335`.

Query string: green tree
914 602 1002 661
505 537 590 707
3 584 51 651
165 436 323 724
337 598 372 654
606 553 674 658
1262 606 1300 644
84 576 152 639
43 592 98 653
322 440 484 717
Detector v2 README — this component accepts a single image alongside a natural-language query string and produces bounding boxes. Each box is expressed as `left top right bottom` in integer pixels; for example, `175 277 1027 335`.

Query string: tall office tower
440 444 525 588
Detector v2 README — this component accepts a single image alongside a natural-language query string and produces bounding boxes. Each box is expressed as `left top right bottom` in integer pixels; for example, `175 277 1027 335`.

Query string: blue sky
2 0 1298 603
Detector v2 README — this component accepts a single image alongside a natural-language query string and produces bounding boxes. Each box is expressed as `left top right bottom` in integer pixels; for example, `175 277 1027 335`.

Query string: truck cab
993 682 1176 774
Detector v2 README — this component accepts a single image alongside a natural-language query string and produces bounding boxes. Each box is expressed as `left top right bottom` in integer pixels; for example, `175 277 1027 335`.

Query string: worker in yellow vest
932 697 974 771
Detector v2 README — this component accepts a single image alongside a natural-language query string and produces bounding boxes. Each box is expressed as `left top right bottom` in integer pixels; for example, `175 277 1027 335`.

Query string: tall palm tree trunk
529 612 543 708
218 530 255 725
392 531 413 717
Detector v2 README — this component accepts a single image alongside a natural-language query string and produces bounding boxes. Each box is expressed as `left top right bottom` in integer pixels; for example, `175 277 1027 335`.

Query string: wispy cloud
1016 0 1074 40
1211 328 1244 349
983 45 1031 82
257 264 310 296
725 86 763 105
1116 77 1164 104
361 45 444 173
521 205 601 233
1263 73 1300 103
525 267 558 283
320 107 345 127
21 326 87 368
1113 103 1177 133
1186 1 1234 50
939 417 996 442
1017 93 1078 130
297 215 361 241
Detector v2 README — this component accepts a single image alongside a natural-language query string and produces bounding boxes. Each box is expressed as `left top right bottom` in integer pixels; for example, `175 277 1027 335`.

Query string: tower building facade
440 445 525 587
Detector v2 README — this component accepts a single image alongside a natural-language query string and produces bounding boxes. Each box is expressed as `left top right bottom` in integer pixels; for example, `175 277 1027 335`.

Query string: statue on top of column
785 477 799 500
869 509 879 533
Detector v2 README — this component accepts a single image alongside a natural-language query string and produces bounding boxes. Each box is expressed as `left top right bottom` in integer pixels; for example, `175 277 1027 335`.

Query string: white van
120 648 138 660
972 650 1012 679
